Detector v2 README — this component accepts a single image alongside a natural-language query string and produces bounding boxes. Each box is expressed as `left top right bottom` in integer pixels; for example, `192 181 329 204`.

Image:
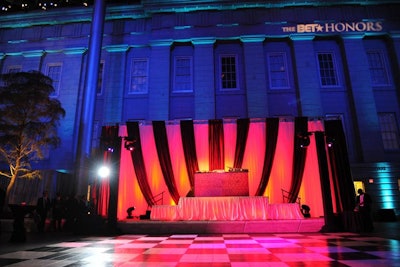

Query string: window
378 113 400 151
366 50 390 86
97 61 104 95
268 52 289 89
46 63 62 97
317 52 339 87
129 58 148 94
220 55 238 90
173 56 193 92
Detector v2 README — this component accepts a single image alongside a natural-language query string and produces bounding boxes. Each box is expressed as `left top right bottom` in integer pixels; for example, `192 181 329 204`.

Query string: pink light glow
116 120 325 220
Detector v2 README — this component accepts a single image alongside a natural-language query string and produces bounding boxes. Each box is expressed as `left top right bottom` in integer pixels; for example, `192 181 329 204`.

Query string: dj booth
150 170 303 221
194 170 249 197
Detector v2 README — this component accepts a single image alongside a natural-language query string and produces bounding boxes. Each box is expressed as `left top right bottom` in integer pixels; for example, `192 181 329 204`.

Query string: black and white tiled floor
0 232 400 267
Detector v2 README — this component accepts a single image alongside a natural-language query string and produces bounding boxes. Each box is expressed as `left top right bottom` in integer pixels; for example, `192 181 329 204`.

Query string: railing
281 188 301 205
148 191 165 209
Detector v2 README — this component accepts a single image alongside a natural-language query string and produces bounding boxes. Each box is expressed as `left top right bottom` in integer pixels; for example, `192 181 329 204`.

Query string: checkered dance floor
0 232 399 266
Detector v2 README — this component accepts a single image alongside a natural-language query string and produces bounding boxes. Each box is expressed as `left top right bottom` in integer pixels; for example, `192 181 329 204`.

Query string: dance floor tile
194 236 224 241
367 250 400 259
0 232 399 267
306 246 359 253
188 243 227 249
226 247 271 254
259 242 301 248
177 263 231 267
179 253 230 262
154 243 193 248
132 253 183 262
325 252 385 261
0 259 25 266
266 247 316 253
2 259 75 267
274 252 334 262
47 241 91 248
224 239 259 245
0 251 56 259
144 248 188 254
159 239 194 245
338 259 400 267
186 248 227 254
112 248 150 254
116 242 159 249
228 253 281 262
231 263 289 267
285 261 349 267
81 252 139 263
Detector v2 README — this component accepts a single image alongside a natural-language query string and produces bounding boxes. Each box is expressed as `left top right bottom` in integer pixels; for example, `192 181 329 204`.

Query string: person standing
356 188 374 232
51 193 64 231
36 190 51 232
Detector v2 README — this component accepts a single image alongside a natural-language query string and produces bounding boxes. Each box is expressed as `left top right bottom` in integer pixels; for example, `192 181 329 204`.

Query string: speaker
139 210 151 220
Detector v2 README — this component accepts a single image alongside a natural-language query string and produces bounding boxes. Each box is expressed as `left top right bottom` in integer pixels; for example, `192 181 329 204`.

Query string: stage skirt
150 197 304 221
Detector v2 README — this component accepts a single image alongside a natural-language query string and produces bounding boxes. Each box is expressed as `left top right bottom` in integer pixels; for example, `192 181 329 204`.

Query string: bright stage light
97 165 110 179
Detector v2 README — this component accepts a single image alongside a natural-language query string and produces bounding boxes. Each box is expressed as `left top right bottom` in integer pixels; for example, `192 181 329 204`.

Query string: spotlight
297 132 311 148
124 137 137 151
300 136 310 148
326 137 335 148
98 166 110 179
126 206 135 219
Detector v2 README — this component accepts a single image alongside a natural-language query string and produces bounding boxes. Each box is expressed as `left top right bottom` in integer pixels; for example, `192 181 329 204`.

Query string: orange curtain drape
116 119 326 220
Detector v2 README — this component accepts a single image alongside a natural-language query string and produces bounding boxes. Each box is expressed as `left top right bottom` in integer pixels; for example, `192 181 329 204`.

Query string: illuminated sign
282 21 383 34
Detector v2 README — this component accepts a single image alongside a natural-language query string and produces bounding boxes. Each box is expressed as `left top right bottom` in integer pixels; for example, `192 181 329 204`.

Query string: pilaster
290 35 322 117
241 36 268 117
192 38 216 120
149 40 172 120
341 34 385 161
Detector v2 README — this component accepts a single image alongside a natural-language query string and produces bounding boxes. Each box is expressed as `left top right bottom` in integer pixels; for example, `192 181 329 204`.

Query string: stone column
241 36 268 118
341 34 385 161
149 40 172 120
192 38 216 120
291 35 323 117
103 45 129 123
77 0 106 195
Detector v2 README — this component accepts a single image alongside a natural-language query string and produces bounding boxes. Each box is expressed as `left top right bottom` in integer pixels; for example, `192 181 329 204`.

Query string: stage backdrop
109 118 325 220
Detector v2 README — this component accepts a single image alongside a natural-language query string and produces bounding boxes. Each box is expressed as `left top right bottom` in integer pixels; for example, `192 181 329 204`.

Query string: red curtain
233 118 250 169
97 125 120 217
152 121 180 205
126 121 155 207
255 118 279 196
209 119 224 171
325 120 356 212
180 120 199 188
116 119 326 220
288 117 308 203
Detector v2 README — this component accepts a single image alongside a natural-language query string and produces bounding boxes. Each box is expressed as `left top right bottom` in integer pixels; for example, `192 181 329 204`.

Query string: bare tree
0 71 66 208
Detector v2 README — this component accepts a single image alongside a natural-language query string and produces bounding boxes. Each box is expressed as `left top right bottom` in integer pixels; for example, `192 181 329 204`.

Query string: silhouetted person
36 190 51 232
51 193 64 231
64 194 78 232
356 188 374 232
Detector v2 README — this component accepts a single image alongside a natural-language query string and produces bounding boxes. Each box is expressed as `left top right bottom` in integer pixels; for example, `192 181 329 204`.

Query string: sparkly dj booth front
194 170 249 197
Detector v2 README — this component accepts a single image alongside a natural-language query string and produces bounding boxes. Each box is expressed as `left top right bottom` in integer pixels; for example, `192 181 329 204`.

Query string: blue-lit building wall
0 0 399 216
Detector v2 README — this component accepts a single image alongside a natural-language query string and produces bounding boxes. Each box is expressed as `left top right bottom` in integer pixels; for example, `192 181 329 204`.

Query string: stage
118 218 325 234
117 196 325 234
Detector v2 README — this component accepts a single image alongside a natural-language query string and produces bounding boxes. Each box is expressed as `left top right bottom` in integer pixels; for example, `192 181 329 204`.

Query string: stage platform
117 196 325 234
117 218 325 234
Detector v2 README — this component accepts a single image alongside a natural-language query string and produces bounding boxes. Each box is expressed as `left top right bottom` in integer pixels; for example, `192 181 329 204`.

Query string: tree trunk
4 174 17 208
